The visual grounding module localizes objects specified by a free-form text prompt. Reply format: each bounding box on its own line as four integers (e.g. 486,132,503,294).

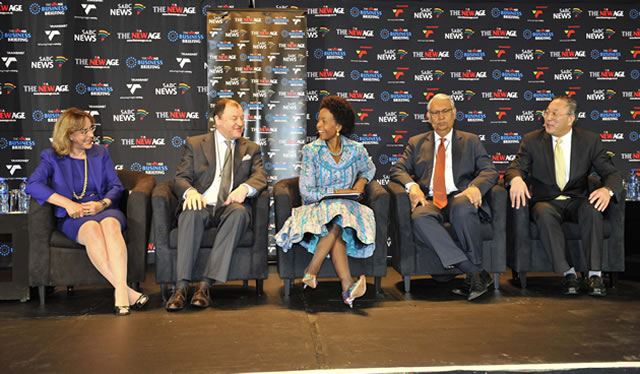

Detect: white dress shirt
184,131,257,206
404,129,459,196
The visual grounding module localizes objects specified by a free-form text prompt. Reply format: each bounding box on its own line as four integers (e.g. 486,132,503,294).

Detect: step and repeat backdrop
1,0,640,188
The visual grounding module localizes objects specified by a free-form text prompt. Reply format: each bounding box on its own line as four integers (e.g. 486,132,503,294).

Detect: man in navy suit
390,93,498,300
165,99,267,311
505,95,623,296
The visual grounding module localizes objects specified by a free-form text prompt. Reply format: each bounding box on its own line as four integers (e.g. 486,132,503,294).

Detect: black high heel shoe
114,306,131,316
132,294,149,310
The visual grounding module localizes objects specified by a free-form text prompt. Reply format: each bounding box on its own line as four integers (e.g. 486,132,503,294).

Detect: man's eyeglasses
542,110,571,118
428,108,453,117
77,125,97,135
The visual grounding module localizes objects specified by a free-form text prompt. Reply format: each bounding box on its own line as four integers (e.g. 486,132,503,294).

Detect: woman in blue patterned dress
275,96,376,307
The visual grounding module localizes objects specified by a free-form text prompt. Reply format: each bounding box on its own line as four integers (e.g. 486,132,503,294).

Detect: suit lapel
542,132,555,183
202,132,217,187
568,129,579,182
87,147,102,195
423,132,435,184
57,154,74,197
233,138,246,187
451,130,462,182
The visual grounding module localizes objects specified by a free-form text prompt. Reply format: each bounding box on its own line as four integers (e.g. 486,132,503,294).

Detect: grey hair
552,95,577,115
427,93,456,113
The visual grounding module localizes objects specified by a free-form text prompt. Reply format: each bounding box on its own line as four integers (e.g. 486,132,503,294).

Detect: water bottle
19,178,29,213
0,178,8,214
628,169,638,201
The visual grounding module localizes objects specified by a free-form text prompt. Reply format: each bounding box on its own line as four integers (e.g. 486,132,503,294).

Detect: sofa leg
242,280,249,289
403,276,411,293
39,286,45,305
161,284,169,303
256,280,263,296
493,273,500,290
283,279,291,297
375,277,382,294
520,272,527,289
609,272,618,288
67,285,74,294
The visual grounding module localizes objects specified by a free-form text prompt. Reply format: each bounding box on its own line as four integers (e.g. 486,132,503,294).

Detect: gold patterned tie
217,140,232,207
554,138,567,199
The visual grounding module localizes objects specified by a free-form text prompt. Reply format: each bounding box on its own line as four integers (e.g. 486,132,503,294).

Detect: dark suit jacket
390,129,498,217
26,145,123,218
173,132,267,209
504,127,623,203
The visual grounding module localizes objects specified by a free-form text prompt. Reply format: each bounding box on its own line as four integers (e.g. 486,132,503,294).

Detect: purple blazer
26,145,123,218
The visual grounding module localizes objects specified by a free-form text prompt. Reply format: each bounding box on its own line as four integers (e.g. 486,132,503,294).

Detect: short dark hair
212,98,241,119
552,95,578,115
319,96,355,136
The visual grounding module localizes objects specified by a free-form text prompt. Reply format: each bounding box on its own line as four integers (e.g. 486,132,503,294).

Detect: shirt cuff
242,183,257,197
404,182,418,194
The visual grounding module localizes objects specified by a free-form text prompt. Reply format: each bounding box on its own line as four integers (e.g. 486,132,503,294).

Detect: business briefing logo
591,109,621,121
126,56,163,69
0,28,32,42
456,110,486,123
591,49,622,60
75,82,113,96
492,69,523,81
380,90,412,103
350,70,382,82
31,108,61,122
491,7,521,19
29,2,67,16
350,7,382,19
1,136,35,150
523,29,553,40
455,49,485,61
167,30,204,44
524,89,554,102
491,132,521,144
130,161,168,175
314,48,346,60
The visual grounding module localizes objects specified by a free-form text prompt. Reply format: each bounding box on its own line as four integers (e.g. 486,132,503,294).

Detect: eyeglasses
77,125,97,135
542,110,571,118
428,108,453,117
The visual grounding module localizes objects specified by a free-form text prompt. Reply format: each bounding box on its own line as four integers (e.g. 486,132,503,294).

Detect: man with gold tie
390,93,498,301
165,99,267,311
505,95,622,297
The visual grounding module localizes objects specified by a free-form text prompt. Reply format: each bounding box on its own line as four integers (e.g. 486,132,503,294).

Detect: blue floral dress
275,136,376,258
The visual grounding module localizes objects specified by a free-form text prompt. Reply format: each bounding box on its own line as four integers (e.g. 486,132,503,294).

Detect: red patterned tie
433,138,447,209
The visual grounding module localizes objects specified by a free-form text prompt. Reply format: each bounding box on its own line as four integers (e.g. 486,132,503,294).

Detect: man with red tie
390,93,498,300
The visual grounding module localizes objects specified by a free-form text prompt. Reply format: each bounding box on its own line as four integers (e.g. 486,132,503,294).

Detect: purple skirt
57,208,126,244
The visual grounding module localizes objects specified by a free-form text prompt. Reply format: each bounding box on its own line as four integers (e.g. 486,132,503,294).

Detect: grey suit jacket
504,127,623,203
390,129,498,217
173,132,267,205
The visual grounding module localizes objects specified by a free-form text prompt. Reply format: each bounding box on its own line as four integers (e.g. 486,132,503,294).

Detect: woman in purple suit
26,108,148,316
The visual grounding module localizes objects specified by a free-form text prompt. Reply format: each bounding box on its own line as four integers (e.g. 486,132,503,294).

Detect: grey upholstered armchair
152,180,269,301
27,170,155,304
507,175,625,288
274,177,389,296
387,181,507,293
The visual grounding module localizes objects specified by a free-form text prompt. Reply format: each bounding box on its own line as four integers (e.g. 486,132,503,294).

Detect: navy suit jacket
26,145,123,218
504,127,623,203
390,129,498,218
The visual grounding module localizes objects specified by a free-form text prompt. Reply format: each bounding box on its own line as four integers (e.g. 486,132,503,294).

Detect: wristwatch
606,188,614,197
100,200,108,209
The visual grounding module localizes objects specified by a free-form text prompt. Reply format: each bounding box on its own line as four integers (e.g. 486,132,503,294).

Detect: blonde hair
51,107,95,156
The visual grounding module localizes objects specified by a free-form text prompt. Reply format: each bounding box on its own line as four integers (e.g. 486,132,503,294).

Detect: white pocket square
241,155,251,161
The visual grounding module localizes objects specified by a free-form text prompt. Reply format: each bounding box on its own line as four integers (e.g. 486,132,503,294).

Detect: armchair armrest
484,183,508,271
387,181,417,274
27,200,56,286
151,180,177,250
506,187,532,271
119,171,155,281
274,177,300,231
363,180,390,272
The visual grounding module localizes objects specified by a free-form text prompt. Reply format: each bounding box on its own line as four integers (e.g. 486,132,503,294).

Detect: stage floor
1,265,639,373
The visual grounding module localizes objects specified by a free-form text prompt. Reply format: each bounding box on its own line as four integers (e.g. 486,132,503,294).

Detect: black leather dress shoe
451,278,471,297
468,270,493,301
191,282,212,308
563,273,580,295
588,275,607,297
165,286,188,311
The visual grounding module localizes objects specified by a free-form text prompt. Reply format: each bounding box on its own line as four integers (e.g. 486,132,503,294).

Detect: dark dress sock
456,260,481,274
